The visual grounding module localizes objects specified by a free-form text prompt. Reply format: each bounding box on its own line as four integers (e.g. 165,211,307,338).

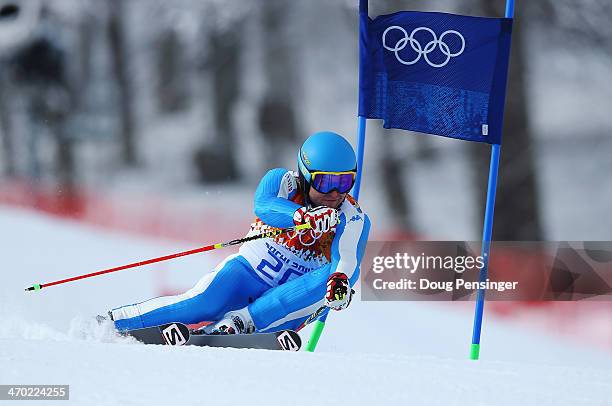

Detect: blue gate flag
359,11,512,144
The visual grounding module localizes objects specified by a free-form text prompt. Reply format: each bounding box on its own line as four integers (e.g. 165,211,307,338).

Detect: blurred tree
108,0,138,166
378,129,415,232
0,1,28,178
0,64,15,177
0,3,18,19
75,9,95,109
531,0,612,52
466,0,543,240
10,25,75,191
155,27,189,114
193,18,242,182
257,0,299,166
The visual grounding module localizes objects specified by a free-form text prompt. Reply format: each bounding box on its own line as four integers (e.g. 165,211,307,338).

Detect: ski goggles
310,171,356,194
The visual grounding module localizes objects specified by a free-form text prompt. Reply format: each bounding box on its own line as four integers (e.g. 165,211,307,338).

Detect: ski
123,322,301,351
124,322,191,346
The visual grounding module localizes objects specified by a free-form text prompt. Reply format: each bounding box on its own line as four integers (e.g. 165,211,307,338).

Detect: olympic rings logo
382,26,465,68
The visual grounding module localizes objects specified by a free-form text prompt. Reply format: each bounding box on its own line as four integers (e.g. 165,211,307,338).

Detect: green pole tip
304,320,325,352
470,343,480,360
25,284,42,292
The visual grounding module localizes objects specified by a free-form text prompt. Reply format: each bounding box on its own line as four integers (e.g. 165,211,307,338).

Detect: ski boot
199,309,255,335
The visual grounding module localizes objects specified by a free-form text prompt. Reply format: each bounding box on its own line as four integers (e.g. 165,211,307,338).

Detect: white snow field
1,206,611,405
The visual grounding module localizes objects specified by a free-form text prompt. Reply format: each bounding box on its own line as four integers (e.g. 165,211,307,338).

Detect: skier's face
308,188,346,209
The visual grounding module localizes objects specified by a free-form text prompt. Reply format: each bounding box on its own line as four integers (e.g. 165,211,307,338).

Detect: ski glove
293,206,339,235
325,272,354,311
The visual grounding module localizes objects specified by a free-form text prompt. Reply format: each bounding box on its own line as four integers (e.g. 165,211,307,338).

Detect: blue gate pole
470,143,501,360
352,116,367,200
470,0,514,361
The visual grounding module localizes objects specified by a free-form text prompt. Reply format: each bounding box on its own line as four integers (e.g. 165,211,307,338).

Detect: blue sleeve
329,210,371,287
254,168,302,228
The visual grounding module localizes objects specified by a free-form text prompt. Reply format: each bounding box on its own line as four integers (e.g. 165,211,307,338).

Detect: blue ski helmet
297,131,357,185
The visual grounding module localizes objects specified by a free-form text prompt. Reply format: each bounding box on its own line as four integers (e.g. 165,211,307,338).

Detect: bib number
256,243,309,285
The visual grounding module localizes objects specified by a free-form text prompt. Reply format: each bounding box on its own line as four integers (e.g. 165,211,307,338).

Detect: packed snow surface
1,207,611,405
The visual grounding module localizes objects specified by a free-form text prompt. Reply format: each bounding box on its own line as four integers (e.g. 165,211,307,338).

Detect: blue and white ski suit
111,168,371,332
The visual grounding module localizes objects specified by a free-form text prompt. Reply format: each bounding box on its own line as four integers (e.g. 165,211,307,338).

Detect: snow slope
1,206,611,405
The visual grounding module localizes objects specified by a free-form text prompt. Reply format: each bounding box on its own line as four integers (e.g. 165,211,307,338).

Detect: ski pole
295,305,327,332
25,223,311,292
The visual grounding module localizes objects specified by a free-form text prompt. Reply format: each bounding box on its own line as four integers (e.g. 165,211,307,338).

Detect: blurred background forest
0,0,610,242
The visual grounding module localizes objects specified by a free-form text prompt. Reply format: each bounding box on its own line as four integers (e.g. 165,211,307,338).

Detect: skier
109,131,371,334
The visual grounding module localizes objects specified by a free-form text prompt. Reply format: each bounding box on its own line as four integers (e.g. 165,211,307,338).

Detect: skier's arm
329,209,371,287
254,168,302,228
323,208,370,310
